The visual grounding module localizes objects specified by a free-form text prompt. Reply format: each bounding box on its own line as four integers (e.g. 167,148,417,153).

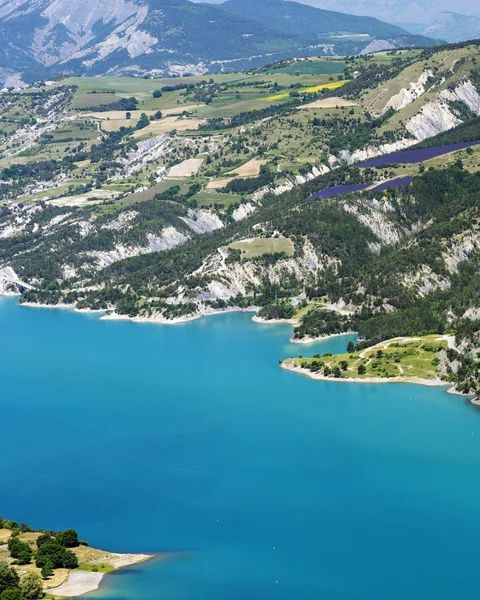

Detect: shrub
40,563,53,580
8,539,32,564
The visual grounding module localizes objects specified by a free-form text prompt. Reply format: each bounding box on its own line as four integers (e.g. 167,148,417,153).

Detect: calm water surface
1,298,480,600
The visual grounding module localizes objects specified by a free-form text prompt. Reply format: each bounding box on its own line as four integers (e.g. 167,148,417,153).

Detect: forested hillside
1,40,480,393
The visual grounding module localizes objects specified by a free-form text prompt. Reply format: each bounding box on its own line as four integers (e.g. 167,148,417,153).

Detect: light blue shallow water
2,297,480,600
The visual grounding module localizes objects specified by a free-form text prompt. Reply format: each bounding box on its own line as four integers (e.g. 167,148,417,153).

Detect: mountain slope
1,41,480,392
218,0,409,38
0,0,439,87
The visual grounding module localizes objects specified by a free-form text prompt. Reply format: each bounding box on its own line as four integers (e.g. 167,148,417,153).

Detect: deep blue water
2,298,480,600
358,141,480,168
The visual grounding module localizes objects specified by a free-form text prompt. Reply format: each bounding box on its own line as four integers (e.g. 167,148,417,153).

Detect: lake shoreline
100,306,259,325
289,331,356,344
18,300,260,324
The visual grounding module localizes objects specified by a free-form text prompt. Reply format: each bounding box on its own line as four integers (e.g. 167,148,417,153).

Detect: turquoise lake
2,297,480,599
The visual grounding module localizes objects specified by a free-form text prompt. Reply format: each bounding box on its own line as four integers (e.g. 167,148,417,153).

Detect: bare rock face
406,100,461,141
0,267,21,295
232,203,257,222
182,209,223,234
87,227,191,269
439,80,480,116
382,70,432,114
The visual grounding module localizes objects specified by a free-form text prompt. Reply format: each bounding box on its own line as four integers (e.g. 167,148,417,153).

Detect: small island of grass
282,335,454,386
0,518,152,599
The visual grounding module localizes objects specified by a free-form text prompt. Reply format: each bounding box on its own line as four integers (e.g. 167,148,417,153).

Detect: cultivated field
131,117,205,137
268,59,346,76
228,237,294,259
298,97,357,109
47,189,118,207
84,106,202,120
193,191,242,207
206,178,234,190
167,158,204,178
227,158,268,177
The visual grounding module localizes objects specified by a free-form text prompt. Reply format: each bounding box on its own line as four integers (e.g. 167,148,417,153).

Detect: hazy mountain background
197,0,480,43
274,0,480,24
0,0,439,87
192,0,480,42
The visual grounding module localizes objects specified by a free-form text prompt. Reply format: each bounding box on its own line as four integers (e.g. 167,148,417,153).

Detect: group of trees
34,533,79,572
4,528,79,572
0,159,72,183
0,563,42,600
79,97,138,112
293,308,353,340
222,165,274,194
0,517,81,595
258,302,295,320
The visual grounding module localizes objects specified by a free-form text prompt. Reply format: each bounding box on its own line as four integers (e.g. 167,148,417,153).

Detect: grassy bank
283,335,451,381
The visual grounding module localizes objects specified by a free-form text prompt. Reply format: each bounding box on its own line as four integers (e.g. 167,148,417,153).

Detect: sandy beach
289,331,356,344
48,553,152,597
252,315,299,325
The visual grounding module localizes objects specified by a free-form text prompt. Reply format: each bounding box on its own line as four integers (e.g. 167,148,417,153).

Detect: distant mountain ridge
292,0,480,25
419,12,480,43
217,0,408,38
0,0,440,87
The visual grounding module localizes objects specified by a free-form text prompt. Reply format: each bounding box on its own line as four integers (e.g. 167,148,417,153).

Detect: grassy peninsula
0,518,151,599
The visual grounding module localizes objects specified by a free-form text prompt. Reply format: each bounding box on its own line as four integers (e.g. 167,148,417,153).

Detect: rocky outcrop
86,227,190,269
0,266,34,294
439,80,480,116
402,265,451,295
339,139,415,165
187,238,333,304
114,135,171,179
382,70,432,114
252,164,329,201
342,199,405,245
442,231,480,274
406,99,461,141
182,209,223,234
232,203,257,222
102,211,138,231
